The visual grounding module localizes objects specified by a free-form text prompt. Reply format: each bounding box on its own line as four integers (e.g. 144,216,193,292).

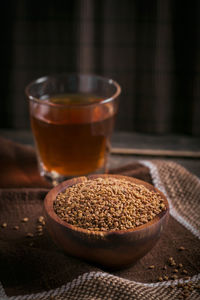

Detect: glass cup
26,73,121,184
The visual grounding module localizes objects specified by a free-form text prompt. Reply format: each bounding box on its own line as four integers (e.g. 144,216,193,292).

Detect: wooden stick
111,147,200,158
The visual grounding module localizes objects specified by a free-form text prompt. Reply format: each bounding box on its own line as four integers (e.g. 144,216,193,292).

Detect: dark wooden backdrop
1,0,200,135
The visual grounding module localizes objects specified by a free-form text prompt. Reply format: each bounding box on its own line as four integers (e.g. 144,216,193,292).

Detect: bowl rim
44,174,169,236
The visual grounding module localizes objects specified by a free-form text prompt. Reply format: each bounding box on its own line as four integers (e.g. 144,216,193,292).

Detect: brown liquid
30,94,115,176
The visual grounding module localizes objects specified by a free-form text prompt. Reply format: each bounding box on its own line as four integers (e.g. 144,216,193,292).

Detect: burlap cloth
0,137,199,299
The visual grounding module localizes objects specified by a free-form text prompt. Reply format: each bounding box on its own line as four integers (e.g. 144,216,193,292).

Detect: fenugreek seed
163,275,169,280
13,225,19,230
173,269,178,273
38,216,44,223
26,233,34,238
162,265,167,270
37,225,43,229
178,246,185,251
182,270,188,275
101,227,106,231
1,223,7,228
148,265,155,269
178,263,183,268
158,277,163,281
53,177,166,231
37,228,43,232
171,275,178,280
22,217,29,223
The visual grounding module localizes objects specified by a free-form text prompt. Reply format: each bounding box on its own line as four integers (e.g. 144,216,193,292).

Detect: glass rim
25,73,121,108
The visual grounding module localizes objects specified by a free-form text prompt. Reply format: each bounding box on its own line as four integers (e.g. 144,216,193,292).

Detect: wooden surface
0,129,200,178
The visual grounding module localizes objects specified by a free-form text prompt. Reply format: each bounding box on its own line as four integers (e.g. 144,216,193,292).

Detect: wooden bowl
44,174,169,269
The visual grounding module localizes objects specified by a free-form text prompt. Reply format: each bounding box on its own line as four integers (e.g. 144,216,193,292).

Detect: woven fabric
1,160,199,300
151,160,200,238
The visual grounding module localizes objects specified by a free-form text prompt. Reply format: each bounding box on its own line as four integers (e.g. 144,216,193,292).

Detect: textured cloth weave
0,138,199,299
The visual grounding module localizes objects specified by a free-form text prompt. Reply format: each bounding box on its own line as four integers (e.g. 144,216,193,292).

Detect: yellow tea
30,93,116,176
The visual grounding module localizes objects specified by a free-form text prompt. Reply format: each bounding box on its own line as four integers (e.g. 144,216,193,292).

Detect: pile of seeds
147,250,200,299
1,215,45,246
54,177,166,231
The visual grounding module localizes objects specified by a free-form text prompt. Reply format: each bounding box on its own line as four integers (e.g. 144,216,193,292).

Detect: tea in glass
26,74,121,183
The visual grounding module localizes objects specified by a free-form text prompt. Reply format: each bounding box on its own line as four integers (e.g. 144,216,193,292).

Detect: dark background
1,0,200,135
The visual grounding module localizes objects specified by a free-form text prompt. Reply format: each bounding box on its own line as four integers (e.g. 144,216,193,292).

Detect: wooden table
1,130,200,178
